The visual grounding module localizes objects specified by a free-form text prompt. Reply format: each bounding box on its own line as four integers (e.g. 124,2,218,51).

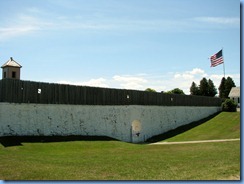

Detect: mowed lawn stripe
0,141,240,180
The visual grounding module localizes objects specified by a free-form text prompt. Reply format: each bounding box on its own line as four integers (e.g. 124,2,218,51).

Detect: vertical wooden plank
131,90,135,105
8,79,13,102
35,81,39,103
69,85,74,104
19,80,24,103
113,88,117,105
6,79,10,102
76,85,80,105
5,79,9,102
104,88,109,105
83,86,87,105
73,85,77,105
110,88,114,105
17,80,21,103
157,92,160,105
78,86,83,105
0,80,2,102
12,79,16,103
139,91,143,105
13,79,17,103
45,82,49,104
98,87,103,105
0,80,4,102
62,84,67,104
117,89,121,105
72,85,76,104
58,83,62,104
86,86,91,105
50,83,55,104
105,88,109,105
23,80,27,103
43,82,48,104
127,90,133,105
59,83,63,104
55,83,58,104
27,80,31,103
123,89,127,105
4,79,7,102
65,84,69,104
93,87,97,105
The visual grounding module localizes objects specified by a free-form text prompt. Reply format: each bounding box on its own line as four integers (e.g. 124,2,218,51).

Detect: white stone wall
0,103,221,143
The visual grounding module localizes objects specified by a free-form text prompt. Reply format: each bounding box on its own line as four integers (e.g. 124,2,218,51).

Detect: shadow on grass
146,111,221,143
0,136,117,147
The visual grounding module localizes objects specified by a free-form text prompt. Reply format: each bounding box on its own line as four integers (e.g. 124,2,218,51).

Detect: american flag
210,49,224,67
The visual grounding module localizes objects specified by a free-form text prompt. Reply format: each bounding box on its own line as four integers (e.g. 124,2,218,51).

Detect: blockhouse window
12,71,16,78
4,72,6,78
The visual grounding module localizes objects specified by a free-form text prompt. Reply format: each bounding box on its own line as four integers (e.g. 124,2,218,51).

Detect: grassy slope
0,112,240,180
163,112,240,142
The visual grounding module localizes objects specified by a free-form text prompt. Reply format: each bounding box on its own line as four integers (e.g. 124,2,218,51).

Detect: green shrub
222,99,237,112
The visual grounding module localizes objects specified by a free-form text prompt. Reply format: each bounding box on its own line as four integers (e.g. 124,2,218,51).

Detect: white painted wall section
0,103,221,143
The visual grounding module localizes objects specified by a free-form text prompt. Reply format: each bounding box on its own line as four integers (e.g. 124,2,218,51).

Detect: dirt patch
219,175,240,180
150,138,240,145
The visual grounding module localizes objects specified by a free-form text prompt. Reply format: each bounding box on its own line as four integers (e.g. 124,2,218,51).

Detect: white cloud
194,17,239,25
0,14,54,41
174,68,207,81
56,69,240,95
112,75,148,90
57,78,109,88
174,73,194,80
0,26,38,38
113,75,147,83
81,78,109,88
189,68,205,75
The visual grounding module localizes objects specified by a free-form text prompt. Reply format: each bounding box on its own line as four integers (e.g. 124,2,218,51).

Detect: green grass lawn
0,112,240,180
163,112,240,142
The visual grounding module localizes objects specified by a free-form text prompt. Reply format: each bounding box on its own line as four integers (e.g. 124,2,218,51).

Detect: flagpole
222,47,225,78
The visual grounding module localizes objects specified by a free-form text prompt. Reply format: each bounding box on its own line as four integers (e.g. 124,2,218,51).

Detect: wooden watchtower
1,57,22,80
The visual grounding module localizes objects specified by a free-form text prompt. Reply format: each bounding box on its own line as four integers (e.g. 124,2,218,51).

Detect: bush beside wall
222,99,237,112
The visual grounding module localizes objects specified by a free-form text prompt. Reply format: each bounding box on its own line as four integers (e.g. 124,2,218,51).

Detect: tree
192,78,217,97
224,76,236,98
208,79,217,97
218,77,226,98
218,76,236,99
199,78,209,96
166,88,185,95
145,88,156,92
190,82,199,95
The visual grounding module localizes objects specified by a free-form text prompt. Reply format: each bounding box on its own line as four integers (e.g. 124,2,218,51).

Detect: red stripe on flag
210,49,224,67
211,57,223,67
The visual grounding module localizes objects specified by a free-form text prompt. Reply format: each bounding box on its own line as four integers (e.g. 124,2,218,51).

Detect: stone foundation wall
0,103,221,143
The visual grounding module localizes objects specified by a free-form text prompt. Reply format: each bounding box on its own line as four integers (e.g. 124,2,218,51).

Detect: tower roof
1,57,22,68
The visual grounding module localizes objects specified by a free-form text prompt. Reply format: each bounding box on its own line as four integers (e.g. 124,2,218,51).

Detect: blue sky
0,0,240,94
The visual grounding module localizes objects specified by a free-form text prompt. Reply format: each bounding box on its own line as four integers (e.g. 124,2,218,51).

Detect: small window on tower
4,72,6,78
12,72,16,78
